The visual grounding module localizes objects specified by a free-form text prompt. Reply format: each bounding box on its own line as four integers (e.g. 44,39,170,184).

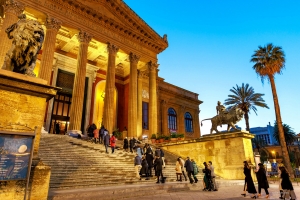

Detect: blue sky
124,0,300,135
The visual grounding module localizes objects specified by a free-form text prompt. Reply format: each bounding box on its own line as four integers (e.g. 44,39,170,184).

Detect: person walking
209,161,218,191
160,148,165,168
136,145,143,158
154,155,164,183
141,155,149,180
55,122,60,134
255,163,269,198
129,137,135,153
179,157,187,181
155,147,161,157
146,152,154,177
202,162,212,191
175,158,182,181
134,153,142,180
191,159,199,183
145,144,153,155
280,166,297,200
123,137,129,152
103,129,110,154
184,157,194,184
241,161,257,199
109,132,116,154
99,125,105,144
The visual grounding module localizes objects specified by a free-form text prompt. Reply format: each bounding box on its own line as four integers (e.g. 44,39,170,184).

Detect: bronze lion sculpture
201,107,244,134
2,14,44,76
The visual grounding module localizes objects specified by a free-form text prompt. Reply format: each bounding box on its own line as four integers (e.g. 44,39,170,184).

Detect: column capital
147,61,159,71
129,52,140,65
107,43,119,56
4,0,24,16
77,30,92,44
137,69,146,79
45,16,61,31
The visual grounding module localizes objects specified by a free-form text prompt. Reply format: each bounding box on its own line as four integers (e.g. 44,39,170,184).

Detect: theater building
0,0,202,139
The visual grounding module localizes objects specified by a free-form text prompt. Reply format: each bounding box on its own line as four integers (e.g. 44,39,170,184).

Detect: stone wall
159,131,255,179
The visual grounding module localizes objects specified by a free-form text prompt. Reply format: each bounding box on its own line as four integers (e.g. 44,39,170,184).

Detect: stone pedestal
160,131,255,179
0,69,59,200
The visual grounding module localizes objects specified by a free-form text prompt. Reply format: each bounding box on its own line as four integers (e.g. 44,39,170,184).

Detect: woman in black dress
241,161,257,198
280,166,296,200
255,163,269,198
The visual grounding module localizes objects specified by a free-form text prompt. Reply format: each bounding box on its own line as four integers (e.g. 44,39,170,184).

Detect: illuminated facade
0,0,202,139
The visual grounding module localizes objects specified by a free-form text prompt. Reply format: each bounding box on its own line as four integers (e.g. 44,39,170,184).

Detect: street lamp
272,151,276,163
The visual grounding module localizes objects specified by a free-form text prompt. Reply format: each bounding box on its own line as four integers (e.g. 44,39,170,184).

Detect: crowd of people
241,161,296,199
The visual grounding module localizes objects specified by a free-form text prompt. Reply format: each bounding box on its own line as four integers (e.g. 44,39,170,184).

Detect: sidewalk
128,183,300,200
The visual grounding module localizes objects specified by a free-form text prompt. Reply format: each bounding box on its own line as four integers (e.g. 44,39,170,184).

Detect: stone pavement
127,183,300,200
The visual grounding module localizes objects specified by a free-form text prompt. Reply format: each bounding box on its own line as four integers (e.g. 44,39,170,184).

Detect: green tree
250,43,293,176
273,121,296,148
224,83,269,131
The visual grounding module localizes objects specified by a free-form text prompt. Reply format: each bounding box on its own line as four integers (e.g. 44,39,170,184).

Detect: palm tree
250,43,293,177
273,121,296,148
224,83,269,131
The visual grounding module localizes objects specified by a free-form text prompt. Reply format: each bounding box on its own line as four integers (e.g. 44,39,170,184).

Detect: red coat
93,129,99,138
110,136,116,147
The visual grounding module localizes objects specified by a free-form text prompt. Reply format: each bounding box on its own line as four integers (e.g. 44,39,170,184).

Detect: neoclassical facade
0,0,202,139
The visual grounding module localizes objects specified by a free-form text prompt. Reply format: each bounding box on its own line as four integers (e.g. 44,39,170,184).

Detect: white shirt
210,164,215,176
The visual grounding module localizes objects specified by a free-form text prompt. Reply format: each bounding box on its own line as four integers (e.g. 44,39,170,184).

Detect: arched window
168,108,177,131
185,112,193,132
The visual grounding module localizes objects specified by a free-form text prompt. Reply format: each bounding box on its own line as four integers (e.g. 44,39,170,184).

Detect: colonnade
0,0,158,137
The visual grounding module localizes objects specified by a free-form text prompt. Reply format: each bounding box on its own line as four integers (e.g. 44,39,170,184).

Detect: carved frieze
142,89,149,99
4,0,24,16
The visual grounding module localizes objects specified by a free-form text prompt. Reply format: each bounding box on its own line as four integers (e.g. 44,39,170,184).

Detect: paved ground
128,183,300,200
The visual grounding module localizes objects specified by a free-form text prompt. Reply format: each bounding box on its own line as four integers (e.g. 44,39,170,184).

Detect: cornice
56,0,167,54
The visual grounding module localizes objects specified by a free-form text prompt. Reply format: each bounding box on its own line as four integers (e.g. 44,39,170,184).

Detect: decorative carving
163,34,168,43
116,63,124,75
1,14,44,77
4,0,24,16
137,69,147,79
0,122,36,131
45,15,61,30
92,70,97,83
107,42,119,56
201,107,244,134
129,52,140,65
77,30,92,44
142,89,149,99
147,60,158,71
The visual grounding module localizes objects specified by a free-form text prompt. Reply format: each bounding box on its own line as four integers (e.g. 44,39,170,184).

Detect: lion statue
201,107,244,134
1,14,44,77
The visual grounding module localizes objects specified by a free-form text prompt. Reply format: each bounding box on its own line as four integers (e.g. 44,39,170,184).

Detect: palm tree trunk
269,75,294,178
244,112,250,131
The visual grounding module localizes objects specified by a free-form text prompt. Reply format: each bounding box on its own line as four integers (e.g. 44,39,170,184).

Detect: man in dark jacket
129,137,135,153
146,152,154,177
154,156,164,183
103,129,110,154
123,137,129,152
155,147,161,157
184,157,194,184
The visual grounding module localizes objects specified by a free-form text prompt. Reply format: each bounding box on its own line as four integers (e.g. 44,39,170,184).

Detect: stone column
128,53,139,138
161,100,168,135
194,109,201,137
0,0,24,66
38,16,61,83
148,61,158,136
102,43,119,134
68,31,92,131
137,70,143,139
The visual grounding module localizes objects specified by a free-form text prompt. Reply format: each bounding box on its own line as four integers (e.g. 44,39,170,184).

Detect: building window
52,93,72,118
168,108,177,131
185,112,193,132
142,102,149,130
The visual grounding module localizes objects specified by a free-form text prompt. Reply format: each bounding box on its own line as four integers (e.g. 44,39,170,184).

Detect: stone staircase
39,134,203,190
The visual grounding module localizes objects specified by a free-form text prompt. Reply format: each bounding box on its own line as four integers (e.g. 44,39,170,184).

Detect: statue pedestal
160,131,255,179
0,69,60,200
